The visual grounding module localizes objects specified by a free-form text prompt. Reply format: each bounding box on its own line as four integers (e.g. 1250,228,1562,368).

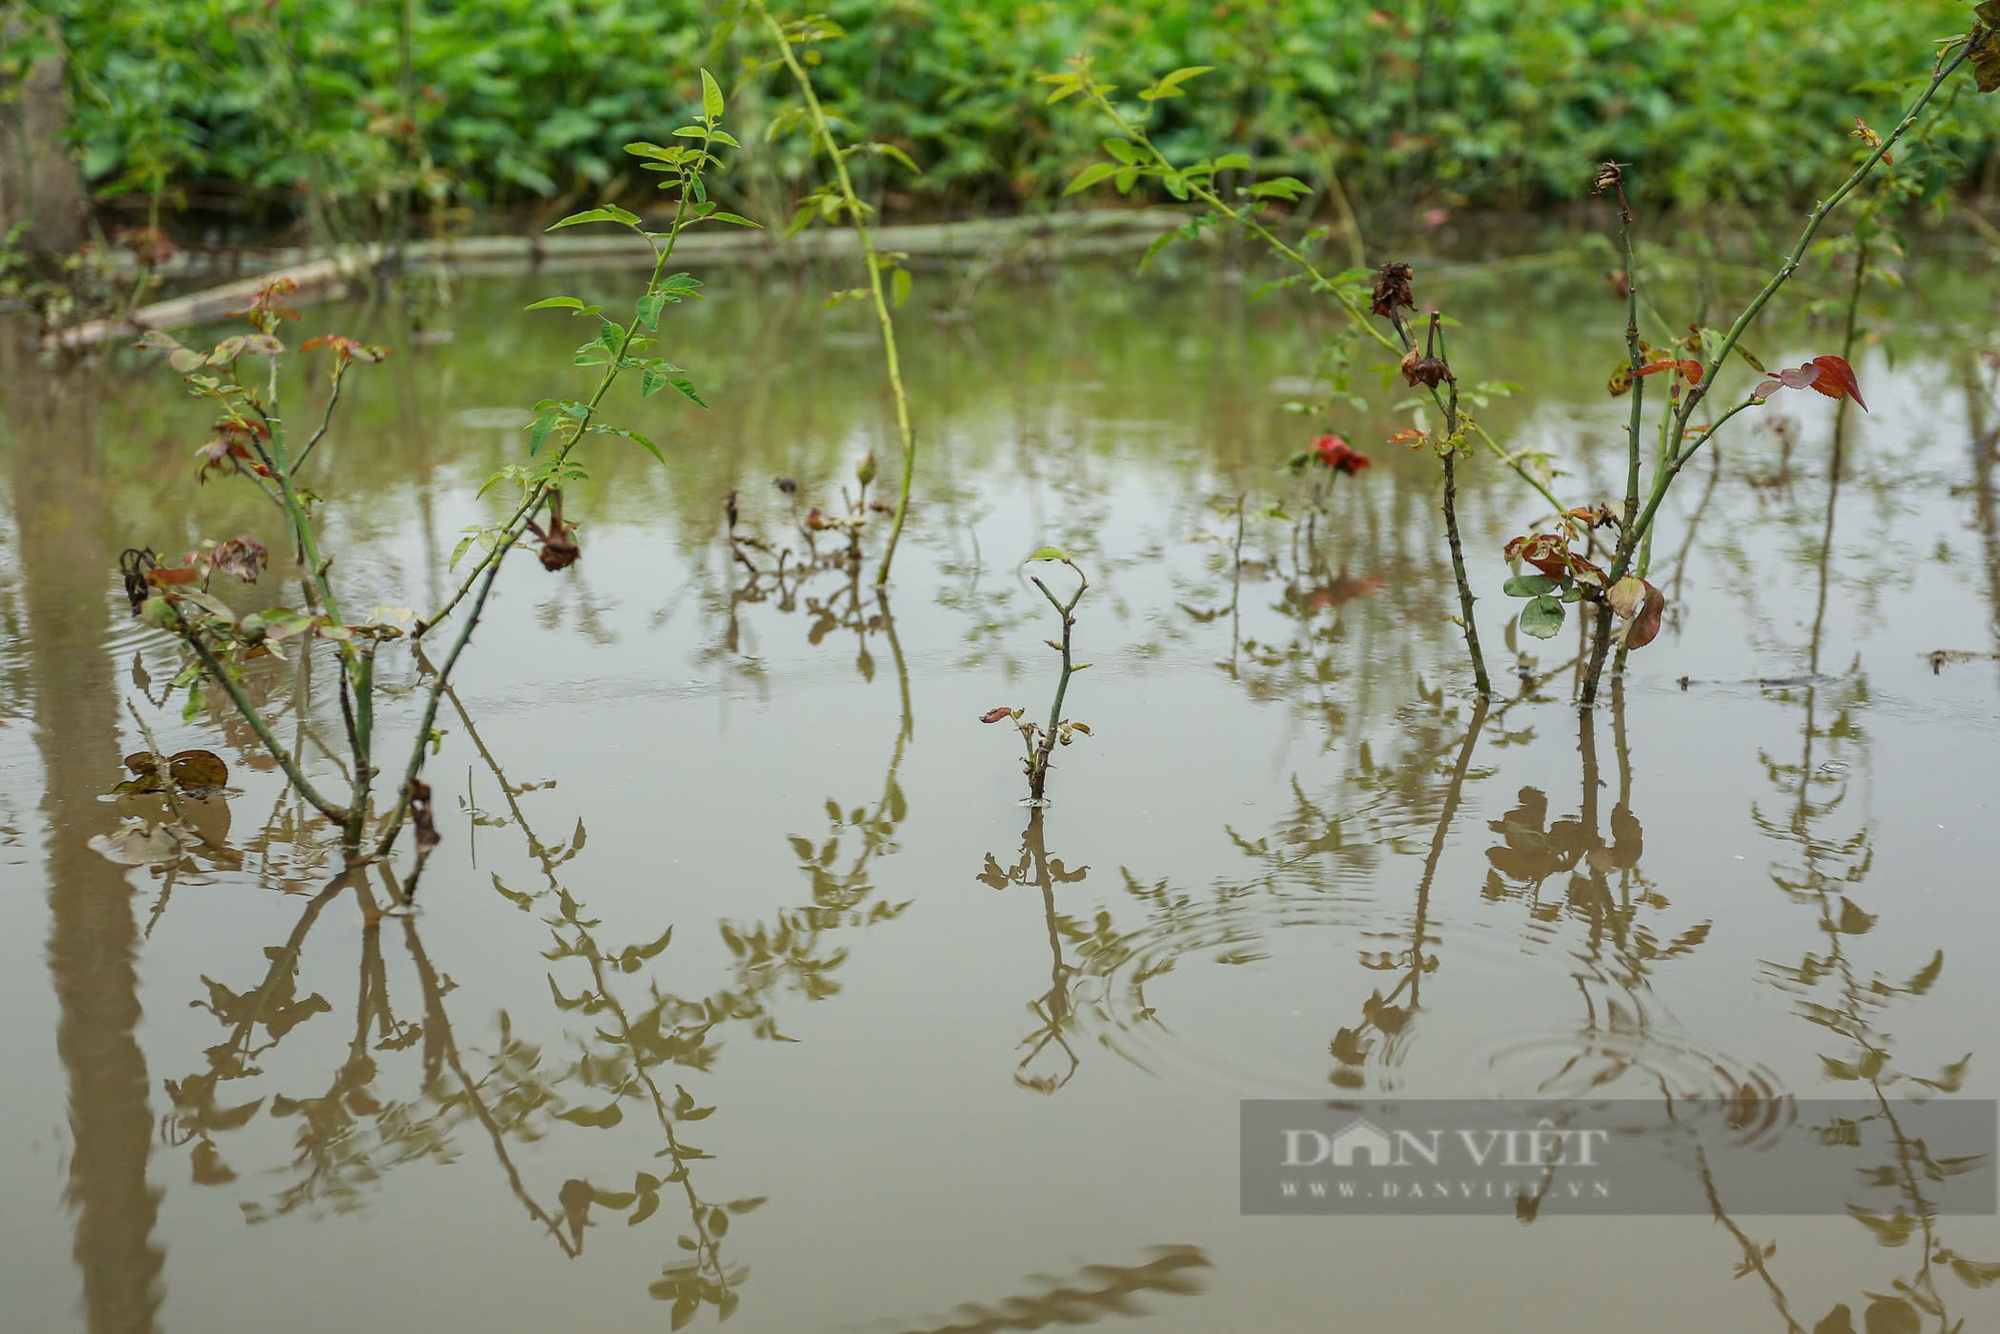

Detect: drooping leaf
1026,546,1068,562
1519,595,1566,639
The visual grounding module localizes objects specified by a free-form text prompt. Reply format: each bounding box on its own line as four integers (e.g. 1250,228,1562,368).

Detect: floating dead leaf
169,750,229,791
114,749,228,795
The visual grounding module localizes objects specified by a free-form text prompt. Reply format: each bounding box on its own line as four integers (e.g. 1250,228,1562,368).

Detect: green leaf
1139,65,1214,101
1503,574,1559,597
547,205,642,232
641,366,669,397
670,377,708,409
605,426,664,464
891,267,912,309
181,677,205,723
1212,152,1252,171
1137,230,1178,273
872,142,920,175
524,296,586,312
1519,595,1565,639
1064,162,1120,195
529,411,558,455
1246,176,1311,200
1101,138,1140,166
635,293,666,330
701,69,724,123
1026,546,1068,563
704,211,759,227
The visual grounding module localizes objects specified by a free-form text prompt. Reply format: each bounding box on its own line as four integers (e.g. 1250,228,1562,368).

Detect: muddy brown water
2,254,1999,1333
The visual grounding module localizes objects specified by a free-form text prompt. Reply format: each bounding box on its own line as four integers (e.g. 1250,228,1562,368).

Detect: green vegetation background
32,0,2000,230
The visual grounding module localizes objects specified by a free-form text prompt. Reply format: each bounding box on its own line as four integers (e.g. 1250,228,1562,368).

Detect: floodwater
2,248,1999,1333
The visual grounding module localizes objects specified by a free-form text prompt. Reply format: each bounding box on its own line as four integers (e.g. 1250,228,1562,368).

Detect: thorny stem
1427,316,1491,695
374,551,507,859
417,158,704,637
1081,89,1575,522
345,640,377,848
291,358,351,473
1580,38,1976,706
753,1,919,589
1585,179,1647,696
1027,561,1088,802
177,614,350,826
1440,453,1488,696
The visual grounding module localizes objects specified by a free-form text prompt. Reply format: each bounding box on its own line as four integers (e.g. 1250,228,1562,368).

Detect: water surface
3,252,1999,1332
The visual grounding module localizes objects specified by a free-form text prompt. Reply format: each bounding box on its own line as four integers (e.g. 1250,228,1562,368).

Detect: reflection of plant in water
1735,613,1998,1330
977,810,1091,1094
889,1245,1212,1334
1476,691,1718,1092
1327,698,1485,1089
980,550,1092,806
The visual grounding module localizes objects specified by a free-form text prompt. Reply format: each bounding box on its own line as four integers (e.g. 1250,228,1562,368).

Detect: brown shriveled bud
1400,347,1451,389
980,707,1015,724
1591,161,1623,196
1370,262,1416,319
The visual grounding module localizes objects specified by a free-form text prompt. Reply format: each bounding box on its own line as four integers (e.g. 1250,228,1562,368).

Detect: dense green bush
28,0,2000,233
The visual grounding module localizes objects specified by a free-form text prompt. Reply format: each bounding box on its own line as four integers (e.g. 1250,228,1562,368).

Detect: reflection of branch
989,810,1090,1094
894,1245,1212,1334
398,900,581,1258
1331,696,1486,1084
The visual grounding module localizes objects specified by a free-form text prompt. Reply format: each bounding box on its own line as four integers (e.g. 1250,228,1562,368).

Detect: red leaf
1808,355,1867,411
1631,362,1676,379
1507,532,1570,580
1677,359,1704,384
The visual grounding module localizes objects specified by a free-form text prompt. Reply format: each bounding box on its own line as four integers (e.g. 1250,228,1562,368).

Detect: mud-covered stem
753,0,918,588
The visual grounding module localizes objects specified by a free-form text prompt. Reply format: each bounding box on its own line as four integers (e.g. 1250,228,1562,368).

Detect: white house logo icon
1329,1118,1395,1166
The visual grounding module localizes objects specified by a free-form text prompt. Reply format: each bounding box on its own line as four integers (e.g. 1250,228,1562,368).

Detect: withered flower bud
1591,161,1624,196
855,450,876,487
1400,347,1452,389
1370,262,1416,319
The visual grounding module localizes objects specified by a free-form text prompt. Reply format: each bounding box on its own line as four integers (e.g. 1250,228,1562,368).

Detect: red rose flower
1312,434,1372,477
